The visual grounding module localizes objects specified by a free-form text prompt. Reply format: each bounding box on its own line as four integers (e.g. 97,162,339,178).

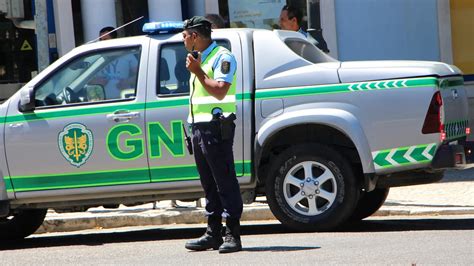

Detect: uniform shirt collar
298,28,308,37
201,41,218,64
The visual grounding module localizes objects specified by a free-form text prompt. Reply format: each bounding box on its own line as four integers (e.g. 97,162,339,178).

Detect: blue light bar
142,21,184,34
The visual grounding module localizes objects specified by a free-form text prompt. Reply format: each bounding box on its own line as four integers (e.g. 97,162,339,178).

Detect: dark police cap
183,16,212,30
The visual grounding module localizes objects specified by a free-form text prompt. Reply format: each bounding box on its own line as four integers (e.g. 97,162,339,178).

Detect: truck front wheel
0,209,47,240
265,144,359,231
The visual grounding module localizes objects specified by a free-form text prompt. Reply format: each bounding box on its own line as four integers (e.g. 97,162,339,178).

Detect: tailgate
439,77,470,142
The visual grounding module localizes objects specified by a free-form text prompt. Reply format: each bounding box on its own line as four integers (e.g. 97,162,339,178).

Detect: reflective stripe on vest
188,46,236,123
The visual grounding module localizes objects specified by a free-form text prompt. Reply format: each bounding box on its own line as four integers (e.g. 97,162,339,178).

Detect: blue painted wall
335,0,440,61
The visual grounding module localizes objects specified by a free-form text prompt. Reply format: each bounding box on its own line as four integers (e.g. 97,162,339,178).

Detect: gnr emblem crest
58,123,94,167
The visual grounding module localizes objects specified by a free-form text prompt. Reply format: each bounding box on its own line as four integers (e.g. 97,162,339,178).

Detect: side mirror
19,86,35,112
85,84,105,102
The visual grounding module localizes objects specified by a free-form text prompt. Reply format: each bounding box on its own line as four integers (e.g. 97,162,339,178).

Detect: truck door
144,33,248,189
4,42,151,195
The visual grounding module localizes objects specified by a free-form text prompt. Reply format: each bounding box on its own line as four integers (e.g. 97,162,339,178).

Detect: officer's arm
186,54,230,100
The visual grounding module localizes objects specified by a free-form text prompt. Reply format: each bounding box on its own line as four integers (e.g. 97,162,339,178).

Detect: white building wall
148,0,182,21
81,0,117,42
437,0,453,64
52,0,75,56
320,0,338,59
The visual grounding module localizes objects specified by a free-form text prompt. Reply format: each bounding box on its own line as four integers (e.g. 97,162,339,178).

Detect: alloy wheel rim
283,160,337,216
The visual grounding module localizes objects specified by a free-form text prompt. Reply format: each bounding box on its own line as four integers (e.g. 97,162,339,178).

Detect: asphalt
35,168,474,234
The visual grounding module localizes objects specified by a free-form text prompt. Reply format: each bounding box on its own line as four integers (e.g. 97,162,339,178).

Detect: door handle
107,110,140,122
8,123,24,128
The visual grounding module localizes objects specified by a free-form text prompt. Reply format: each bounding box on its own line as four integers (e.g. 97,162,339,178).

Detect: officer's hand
186,52,201,74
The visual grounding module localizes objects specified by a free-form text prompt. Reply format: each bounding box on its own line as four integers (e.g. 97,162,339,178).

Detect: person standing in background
205,14,226,29
279,5,307,37
94,26,138,100
99,26,117,41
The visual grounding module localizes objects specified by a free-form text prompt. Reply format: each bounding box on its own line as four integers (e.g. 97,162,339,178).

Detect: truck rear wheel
265,144,359,231
0,209,47,240
348,187,390,221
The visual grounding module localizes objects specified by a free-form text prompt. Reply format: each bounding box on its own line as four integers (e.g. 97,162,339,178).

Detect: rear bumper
375,142,472,189
431,141,474,169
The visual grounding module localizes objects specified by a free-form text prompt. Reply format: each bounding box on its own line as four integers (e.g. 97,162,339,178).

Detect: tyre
0,209,48,240
265,144,360,231
348,188,390,222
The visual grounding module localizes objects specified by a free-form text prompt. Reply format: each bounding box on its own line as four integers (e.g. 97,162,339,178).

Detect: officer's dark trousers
192,122,243,219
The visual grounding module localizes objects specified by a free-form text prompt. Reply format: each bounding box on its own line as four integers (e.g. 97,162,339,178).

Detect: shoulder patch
221,61,230,74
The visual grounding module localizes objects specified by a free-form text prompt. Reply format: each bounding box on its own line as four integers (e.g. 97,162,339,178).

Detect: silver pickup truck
0,23,471,240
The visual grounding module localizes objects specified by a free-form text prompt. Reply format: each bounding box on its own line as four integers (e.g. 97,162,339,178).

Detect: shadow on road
383,202,473,208
0,217,472,251
338,217,474,232
440,169,474,183
243,246,320,252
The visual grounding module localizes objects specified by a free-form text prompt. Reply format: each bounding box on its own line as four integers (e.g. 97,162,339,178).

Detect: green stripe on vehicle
9,168,151,192
0,77,439,124
372,143,437,170
255,77,438,100
237,92,252,101
7,161,252,192
5,102,146,123
145,97,189,109
2,176,14,193
150,161,251,182
447,79,464,87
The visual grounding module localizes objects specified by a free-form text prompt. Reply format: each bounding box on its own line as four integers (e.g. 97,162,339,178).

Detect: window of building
0,0,37,85
218,0,328,52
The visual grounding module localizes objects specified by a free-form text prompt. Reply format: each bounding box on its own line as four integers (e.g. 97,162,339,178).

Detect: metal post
306,0,312,30
35,0,49,72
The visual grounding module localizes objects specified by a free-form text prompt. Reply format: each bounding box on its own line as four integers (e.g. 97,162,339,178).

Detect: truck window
34,47,140,107
284,38,336,64
157,40,230,96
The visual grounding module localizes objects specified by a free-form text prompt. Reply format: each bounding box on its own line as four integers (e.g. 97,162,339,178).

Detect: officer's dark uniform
183,16,243,254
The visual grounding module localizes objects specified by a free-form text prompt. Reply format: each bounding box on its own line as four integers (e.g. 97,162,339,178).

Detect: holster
182,124,193,155
185,135,193,155
219,113,236,140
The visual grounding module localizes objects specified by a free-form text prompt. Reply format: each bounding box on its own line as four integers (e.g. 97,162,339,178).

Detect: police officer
182,16,243,253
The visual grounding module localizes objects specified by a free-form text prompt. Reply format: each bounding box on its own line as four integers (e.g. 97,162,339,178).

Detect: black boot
185,215,223,251
219,218,242,253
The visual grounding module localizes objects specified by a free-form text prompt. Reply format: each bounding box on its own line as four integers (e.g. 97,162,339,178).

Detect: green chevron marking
392,149,410,164
445,119,468,140
373,143,437,170
373,152,391,167
410,146,428,162
428,144,437,156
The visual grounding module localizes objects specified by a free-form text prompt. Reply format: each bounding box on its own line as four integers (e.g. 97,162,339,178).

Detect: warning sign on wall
20,40,33,51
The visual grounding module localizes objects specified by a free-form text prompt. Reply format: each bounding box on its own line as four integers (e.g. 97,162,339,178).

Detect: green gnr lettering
107,124,144,161
148,120,185,158
106,121,185,161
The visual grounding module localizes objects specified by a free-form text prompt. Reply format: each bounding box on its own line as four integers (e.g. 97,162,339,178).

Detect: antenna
87,16,145,44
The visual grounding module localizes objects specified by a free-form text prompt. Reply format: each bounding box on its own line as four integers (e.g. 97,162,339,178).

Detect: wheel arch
255,108,375,190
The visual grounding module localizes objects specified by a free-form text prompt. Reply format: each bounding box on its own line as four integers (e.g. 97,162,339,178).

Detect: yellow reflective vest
188,46,236,123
